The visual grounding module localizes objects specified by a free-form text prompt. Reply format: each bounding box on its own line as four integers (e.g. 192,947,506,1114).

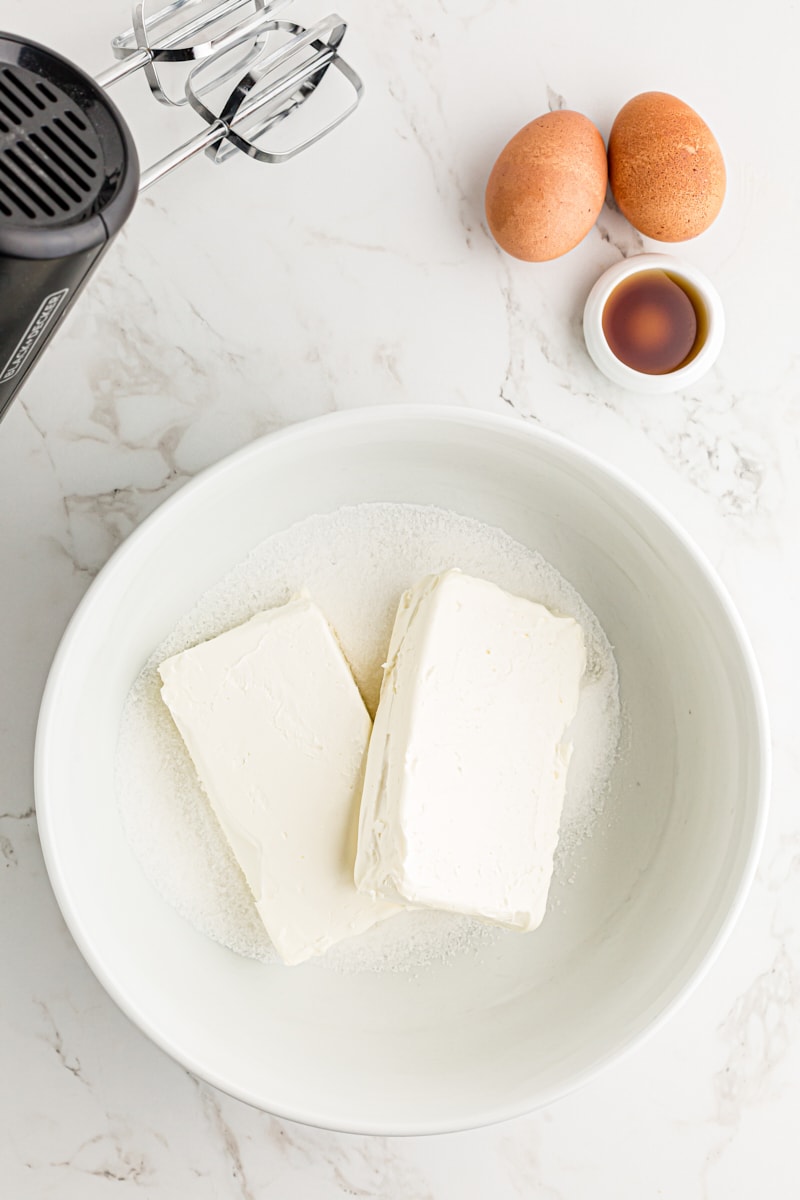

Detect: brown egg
485,110,608,262
608,92,726,241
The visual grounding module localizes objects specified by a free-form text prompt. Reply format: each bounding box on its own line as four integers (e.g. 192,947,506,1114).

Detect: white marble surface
2,0,799,1194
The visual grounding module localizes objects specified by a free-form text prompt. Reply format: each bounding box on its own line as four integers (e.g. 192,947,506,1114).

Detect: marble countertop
2,0,799,1195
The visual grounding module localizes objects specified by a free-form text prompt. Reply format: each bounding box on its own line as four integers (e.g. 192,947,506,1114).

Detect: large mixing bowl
34,407,769,1134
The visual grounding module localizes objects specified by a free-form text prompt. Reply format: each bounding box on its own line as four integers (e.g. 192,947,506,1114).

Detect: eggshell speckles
485,110,608,262
608,92,726,241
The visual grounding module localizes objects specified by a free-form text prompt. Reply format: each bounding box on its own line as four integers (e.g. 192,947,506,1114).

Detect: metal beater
100,0,362,182
0,0,362,415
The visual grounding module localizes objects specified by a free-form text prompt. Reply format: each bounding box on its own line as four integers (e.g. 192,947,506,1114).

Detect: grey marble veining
2,0,800,1195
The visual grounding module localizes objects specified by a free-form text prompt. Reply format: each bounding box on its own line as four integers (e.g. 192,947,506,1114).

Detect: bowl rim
34,404,771,1136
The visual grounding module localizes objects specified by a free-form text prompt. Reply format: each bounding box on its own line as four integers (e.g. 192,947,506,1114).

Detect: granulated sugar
115,502,621,974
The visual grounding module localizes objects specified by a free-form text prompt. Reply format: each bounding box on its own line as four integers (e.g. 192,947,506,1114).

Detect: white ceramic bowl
583,253,726,393
35,407,769,1135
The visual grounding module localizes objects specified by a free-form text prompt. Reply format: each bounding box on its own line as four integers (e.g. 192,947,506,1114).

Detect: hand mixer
0,0,363,420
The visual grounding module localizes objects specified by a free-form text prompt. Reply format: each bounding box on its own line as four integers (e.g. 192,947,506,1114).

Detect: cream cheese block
159,598,397,965
354,569,586,931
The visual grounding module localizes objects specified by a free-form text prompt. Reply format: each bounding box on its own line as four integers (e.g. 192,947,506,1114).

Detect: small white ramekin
582,252,725,394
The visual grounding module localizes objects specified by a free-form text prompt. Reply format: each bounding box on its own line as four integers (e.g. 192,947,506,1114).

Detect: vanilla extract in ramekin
583,253,725,393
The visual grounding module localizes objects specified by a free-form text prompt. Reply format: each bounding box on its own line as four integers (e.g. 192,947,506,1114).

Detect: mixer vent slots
0,66,101,223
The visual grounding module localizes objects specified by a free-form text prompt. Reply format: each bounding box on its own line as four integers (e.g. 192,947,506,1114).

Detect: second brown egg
608,92,726,242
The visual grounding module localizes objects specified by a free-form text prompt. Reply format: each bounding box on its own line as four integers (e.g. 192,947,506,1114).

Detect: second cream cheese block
159,598,397,966
354,570,586,931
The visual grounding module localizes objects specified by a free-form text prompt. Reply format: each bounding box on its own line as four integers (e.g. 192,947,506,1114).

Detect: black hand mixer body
0,34,139,421
0,4,361,423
